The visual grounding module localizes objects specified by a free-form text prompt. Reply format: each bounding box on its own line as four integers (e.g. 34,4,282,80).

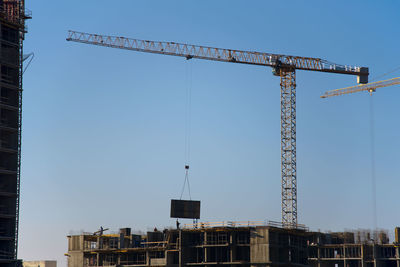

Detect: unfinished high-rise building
0,0,30,266
66,222,400,267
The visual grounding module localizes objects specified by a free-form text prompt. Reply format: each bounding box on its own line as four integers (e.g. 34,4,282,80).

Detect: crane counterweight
357,67,370,84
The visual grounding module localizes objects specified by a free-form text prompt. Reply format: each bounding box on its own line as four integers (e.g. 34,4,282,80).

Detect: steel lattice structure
321,76,400,98
67,30,368,228
280,70,297,226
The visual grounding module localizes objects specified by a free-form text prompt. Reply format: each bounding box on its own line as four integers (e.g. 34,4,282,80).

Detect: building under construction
0,0,30,266
66,222,400,267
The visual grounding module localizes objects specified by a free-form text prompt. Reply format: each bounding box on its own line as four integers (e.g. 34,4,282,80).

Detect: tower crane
320,75,400,235
321,76,400,98
66,30,369,228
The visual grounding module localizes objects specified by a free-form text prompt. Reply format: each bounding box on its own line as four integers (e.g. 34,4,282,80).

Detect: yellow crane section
321,76,400,98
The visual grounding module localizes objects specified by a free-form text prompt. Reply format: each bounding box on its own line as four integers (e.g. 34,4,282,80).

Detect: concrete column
361,244,365,267
229,232,234,263
317,246,321,267
343,244,346,267
178,230,182,267
80,235,85,251
204,232,208,263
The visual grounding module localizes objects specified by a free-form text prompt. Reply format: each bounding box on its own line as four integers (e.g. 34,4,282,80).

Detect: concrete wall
67,251,83,267
150,258,166,265
250,227,270,264
68,235,84,251
23,261,57,267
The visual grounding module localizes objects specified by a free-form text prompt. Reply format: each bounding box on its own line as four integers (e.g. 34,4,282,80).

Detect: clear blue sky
20,0,400,265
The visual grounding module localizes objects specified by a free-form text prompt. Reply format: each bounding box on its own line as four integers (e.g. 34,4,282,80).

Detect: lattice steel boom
321,76,400,98
67,30,368,228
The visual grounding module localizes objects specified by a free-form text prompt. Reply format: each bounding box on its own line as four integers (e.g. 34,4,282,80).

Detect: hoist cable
187,61,192,164
180,59,193,199
186,168,192,200
186,60,193,164
180,166,192,200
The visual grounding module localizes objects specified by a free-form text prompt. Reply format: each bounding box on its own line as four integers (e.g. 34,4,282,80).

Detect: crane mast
67,30,369,228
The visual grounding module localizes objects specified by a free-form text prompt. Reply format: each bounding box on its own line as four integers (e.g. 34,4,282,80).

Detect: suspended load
170,199,200,219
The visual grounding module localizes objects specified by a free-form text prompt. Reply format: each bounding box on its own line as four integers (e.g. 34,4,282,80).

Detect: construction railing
182,221,267,229
182,220,309,231
141,241,167,248
267,220,309,231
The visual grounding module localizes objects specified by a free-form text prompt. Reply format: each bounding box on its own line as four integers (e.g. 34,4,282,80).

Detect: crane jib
66,30,368,82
